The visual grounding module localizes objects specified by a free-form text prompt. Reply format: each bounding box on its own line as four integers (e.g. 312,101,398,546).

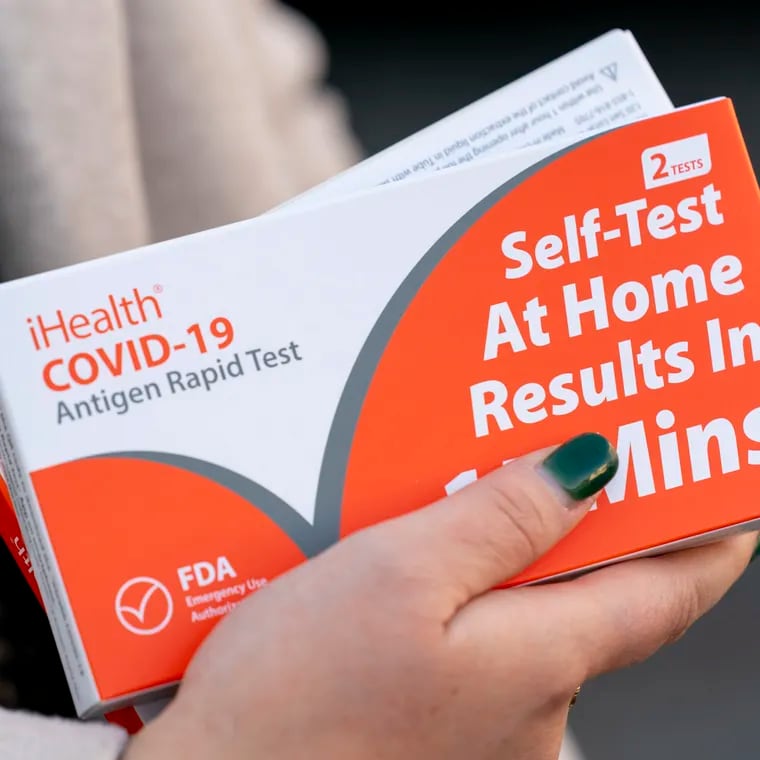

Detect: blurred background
1,3,760,759
289,1,760,169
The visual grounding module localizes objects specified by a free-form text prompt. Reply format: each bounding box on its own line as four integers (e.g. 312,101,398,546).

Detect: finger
566,532,758,678
371,432,618,614
459,531,757,686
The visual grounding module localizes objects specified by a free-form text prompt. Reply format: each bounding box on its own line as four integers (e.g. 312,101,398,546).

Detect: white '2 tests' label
641,133,712,189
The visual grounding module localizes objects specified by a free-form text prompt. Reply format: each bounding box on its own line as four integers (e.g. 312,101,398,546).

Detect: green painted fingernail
751,538,760,564
540,432,619,503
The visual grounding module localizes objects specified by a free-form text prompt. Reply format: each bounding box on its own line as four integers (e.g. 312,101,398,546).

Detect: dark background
2,4,760,759
288,2,760,170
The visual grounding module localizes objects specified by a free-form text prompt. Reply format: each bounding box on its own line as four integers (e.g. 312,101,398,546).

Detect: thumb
379,432,618,614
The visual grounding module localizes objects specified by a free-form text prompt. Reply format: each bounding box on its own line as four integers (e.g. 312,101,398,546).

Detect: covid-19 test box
1,91,760,716
0,26,686,722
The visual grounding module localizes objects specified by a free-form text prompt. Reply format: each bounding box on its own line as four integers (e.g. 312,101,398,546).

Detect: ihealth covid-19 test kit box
2,32,760,719
0,27,675,724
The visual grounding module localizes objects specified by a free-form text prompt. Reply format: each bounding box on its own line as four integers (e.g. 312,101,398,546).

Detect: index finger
534,531,758,680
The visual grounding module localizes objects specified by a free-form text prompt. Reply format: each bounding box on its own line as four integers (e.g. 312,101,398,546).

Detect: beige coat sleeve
0,0,361,280
0,707,128,760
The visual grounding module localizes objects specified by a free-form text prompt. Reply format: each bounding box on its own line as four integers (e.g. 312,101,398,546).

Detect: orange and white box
0,27,674,724
0,97,758,718
0,471,167,732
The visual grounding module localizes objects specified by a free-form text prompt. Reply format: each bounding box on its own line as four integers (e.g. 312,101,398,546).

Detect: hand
126,433,756,760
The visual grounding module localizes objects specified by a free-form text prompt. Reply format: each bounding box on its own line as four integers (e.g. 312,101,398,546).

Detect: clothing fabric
0,0,360,281
0,707,128,760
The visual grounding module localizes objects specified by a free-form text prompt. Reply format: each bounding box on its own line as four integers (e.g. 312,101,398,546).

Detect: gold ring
569,685,581,709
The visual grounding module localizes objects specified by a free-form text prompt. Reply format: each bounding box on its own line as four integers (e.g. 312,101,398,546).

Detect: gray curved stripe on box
310,134,598,547
90,133,599,557
95,450,322,556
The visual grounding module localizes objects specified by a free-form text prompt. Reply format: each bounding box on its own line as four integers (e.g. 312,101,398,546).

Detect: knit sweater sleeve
0,708,128,760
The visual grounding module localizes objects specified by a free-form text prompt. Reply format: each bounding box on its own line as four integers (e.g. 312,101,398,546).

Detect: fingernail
750,537,760,564
540,432,619,504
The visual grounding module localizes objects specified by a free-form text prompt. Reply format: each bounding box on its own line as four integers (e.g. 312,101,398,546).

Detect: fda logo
115,576,174,636
641,133,712,190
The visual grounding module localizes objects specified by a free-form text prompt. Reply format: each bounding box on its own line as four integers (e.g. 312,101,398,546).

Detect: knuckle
347,527,437,601
662,576,703,646
347,528,405,581
548,668,586,707
536,649,588,708
480,474,550,566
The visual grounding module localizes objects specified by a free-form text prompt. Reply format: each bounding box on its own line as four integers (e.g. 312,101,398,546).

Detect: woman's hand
126,433,756,760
